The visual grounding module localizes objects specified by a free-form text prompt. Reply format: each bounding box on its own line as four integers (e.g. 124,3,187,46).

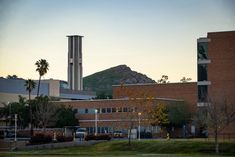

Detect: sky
0,0,234,82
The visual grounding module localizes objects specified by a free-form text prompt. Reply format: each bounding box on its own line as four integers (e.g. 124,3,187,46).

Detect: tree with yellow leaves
148,103,169,137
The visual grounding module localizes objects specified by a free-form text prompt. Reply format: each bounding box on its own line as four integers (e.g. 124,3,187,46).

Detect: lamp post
7,102,11,126
95,109,98,136
14,114,17,142
138,112,141,141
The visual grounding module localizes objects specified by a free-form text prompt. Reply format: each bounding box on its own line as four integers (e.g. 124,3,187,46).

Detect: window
85,108,88,114
112,108,116,113
198,85,208,102
198,64,208,81
107,108,111,113
197,42,208,60
117,107,122,112
78,109,85,114
128,107,133,112
101,108,106,113
123,107,128,112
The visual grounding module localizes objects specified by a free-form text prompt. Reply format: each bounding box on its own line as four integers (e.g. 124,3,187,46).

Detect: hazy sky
0,0,234,82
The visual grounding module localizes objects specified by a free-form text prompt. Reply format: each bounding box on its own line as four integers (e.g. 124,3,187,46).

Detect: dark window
101,108,106,113
198,85,208,102
78,109,85,114
112,108,116,112
107,108,111,113
197,42,208,60
85,108,88,114
128,107,133,112
198,64,208,81
101,127,105,133
123,107,128,112
117,107,122,112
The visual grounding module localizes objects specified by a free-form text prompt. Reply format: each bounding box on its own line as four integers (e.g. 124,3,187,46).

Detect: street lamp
138,112,141,141
14,114,17,142
95,109,98,136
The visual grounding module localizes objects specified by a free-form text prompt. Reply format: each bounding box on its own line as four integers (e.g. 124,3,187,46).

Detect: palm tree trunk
37,75,41,97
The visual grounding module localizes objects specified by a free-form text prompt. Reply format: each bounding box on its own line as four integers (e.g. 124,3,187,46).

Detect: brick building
55,31,235,137
57,98,185,136
197,31,235,136
56,82,197,136
113,82,197,112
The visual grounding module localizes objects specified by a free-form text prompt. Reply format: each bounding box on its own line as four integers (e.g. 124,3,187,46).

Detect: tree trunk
29,92,33,138
37,75,41,97
128,122,133,146
215,127,219,154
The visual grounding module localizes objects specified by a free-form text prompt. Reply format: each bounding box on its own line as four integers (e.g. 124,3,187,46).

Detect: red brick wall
113,82,197,111
56,99,182,130
208,31,235,103
207,31,235,135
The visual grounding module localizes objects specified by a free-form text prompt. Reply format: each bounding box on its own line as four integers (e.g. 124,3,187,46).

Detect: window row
74,107,138,114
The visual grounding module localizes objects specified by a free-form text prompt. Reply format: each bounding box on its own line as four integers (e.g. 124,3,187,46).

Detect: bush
30,133,52,144
85,134,111,141
56,135,73,142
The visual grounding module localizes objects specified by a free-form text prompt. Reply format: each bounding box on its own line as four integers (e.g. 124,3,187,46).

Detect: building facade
113,82,197,112
57,98,184,136
67,35,83,91
0,78,95,107
197,31,235,136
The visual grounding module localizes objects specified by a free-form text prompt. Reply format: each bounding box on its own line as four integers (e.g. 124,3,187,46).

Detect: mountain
83,65,156,96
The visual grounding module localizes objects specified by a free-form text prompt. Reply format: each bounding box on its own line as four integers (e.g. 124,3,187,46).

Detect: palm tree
35,59,49,96
25,79,36,101
24,79,36,137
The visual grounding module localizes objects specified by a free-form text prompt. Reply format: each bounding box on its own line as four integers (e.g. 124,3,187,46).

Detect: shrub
30,133,52,144
85,134,111,141
56,135,73,142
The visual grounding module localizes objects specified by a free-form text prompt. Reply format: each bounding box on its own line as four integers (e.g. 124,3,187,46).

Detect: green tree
24,79,36,137
35,59,49,96
157,75,169,84
55,105,77,128
167,102,191,127
166,102,191,138
3,96,29,128
6,74,18,79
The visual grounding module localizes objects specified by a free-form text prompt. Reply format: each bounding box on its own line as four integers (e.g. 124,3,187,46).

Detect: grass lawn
1,139,234,157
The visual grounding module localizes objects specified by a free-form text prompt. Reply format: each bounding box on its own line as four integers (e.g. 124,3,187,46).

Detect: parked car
75,128,87,139
113,131,123,138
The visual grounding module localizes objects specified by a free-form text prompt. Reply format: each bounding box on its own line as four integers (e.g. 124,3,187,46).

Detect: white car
75,128,87,139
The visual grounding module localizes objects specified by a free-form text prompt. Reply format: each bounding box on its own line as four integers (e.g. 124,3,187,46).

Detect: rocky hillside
83,65,155,96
